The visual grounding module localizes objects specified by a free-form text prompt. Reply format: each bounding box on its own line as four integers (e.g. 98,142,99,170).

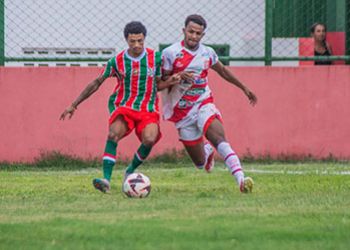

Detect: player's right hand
60,105,76,120
167,73,182,86
243,88,258,106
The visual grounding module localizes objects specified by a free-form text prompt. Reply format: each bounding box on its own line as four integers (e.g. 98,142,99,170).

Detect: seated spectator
310,23,333,65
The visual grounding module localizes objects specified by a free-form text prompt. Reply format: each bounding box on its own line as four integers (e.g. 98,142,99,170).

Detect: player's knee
206,129,226,148
107,131,122,143
211,137,225,148
142,133,158,146
206,133,225,148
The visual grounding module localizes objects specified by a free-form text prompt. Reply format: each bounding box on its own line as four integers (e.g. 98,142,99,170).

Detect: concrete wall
0,66,349,162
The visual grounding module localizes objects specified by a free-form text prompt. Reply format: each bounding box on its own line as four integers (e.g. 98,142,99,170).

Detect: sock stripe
135,151,144,162
103,156,116,163
232,168,242,175
103,153,116,158
126,144,152,175
224,153,236,162
103,153,116,162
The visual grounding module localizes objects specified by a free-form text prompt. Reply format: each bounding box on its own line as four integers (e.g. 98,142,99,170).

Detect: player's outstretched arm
60,75,107,120
211,61,257,106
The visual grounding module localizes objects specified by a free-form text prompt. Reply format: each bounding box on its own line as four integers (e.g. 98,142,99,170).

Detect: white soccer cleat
240,177,254,193
204,142,215,173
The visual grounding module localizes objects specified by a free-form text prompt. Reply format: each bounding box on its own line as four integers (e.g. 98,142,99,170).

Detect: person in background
310,22,333,65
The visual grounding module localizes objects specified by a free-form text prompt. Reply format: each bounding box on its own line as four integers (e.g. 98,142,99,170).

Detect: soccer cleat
92,178,110,193
204,149,215,173
204,142,215,173
240,177,254,193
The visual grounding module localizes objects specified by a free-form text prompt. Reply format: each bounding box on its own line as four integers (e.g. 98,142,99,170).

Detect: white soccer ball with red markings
123,173,151,198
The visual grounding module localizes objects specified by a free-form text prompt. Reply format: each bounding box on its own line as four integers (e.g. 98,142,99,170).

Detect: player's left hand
179,71,195,83
243,88,257,106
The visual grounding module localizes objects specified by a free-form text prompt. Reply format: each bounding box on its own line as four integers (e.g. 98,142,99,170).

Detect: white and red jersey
161,41,219,128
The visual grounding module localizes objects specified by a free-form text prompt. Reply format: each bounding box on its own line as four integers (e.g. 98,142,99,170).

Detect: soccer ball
123,173,151,198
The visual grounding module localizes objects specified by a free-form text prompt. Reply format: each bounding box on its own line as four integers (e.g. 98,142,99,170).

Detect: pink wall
0,66,349,162
298,38,314,66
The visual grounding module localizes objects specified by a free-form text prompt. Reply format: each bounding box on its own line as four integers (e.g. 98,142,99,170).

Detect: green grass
1,163,350,250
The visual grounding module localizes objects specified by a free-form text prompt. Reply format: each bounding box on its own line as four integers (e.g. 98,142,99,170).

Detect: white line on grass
69,167,350,176
245,169,350,175
141,167,350,176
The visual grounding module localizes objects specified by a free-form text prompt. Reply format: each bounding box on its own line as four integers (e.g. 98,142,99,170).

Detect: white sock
195,142,213,169
217,141,244,185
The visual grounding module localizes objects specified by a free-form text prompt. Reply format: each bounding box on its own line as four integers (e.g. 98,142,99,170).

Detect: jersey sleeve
161,48,173,72
208,47,219,66
101,57,118,78
155,51,162,77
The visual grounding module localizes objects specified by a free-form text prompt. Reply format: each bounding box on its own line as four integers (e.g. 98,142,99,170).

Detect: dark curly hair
185,14,207,29
124,21,147,39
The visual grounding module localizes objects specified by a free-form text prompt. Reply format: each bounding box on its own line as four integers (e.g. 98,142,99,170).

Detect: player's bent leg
179,124,214,171
204,118,226,148
124,123,159,180
141,123,159,147
183,140,206,169
93,116,129,193
205,118,253,193
108,115,130,142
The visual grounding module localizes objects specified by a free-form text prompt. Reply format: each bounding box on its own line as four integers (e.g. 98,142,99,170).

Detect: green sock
102,140,118,182
126,143,152,174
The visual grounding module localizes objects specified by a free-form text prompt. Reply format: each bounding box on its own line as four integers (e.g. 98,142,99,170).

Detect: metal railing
1,0,349,66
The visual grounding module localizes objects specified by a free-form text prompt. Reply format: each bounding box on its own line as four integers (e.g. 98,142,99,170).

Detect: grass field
1,162,350,250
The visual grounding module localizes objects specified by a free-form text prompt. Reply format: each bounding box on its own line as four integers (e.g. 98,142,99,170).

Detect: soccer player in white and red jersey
60,21,180,193
161,14,258,193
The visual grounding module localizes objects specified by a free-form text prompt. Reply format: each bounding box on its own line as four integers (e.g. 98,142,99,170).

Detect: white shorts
177,103,222,145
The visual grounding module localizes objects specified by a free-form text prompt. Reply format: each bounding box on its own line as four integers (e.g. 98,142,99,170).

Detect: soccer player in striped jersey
161,15,258,193
60,21,180,193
